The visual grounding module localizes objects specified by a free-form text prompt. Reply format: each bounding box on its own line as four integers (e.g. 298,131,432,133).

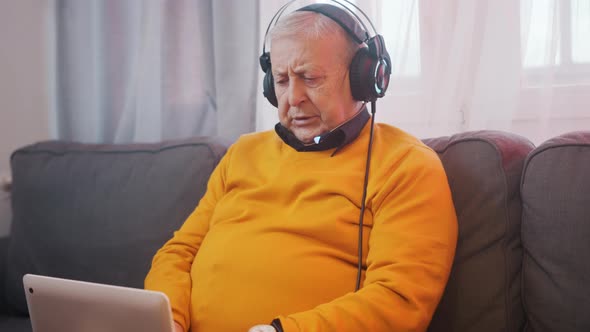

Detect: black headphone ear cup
349,47,375,102
263,71,278,107
349,46,391,102
260,52,278,107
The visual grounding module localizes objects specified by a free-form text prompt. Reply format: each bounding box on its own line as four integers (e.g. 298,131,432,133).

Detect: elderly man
145,3,457,332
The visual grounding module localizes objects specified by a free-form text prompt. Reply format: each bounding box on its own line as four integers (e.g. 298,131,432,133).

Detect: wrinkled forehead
270,33,350,76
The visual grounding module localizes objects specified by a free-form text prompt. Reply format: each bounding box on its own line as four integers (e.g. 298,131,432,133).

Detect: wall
0,0,51,236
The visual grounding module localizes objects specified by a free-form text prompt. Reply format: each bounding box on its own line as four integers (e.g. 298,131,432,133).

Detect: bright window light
381,0,421,76
521,0,561,68
572,0,590,63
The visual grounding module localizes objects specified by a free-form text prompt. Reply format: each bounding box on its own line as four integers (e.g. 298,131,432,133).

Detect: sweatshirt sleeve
144,145,232,332
274,146,458,332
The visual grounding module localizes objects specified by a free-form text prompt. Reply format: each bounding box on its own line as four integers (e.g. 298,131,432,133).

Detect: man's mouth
291,115,318,126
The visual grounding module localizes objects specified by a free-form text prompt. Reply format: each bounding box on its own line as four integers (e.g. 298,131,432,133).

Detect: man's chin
294,134,317,145
289,127,325,145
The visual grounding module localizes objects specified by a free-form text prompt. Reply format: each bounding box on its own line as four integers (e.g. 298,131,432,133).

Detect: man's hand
173,321,184,332
248,324,276,332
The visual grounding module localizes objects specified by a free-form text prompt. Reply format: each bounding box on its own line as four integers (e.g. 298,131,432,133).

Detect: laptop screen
23,274,174,332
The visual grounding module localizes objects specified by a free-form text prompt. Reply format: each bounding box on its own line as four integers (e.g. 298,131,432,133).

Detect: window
517,0,590,142
571,0,590,63
521,0,590,84
381,0,421,77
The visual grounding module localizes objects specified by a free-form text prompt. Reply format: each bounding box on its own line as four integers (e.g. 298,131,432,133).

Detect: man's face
271,33,359,144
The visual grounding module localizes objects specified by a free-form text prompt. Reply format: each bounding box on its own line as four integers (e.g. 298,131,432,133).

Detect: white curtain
256,0,590,144
49,0,259,143
50,0,589,145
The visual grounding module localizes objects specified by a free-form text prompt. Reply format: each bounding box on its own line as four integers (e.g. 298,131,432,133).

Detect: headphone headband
297,4,369,44
262,0,377,55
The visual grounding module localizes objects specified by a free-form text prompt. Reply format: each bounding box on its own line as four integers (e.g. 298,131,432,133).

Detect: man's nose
288,79,306,107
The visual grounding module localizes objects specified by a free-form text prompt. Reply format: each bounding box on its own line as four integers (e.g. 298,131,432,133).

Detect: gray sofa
1,130,589,332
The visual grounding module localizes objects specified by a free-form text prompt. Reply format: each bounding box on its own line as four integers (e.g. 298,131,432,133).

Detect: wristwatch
270,318,283,332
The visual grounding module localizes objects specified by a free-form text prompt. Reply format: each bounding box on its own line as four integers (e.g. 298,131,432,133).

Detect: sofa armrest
0,236,10,314
0,184,11,238
0,180,13,314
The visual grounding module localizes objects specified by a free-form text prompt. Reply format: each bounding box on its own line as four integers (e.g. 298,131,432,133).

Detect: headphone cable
355,100,376,292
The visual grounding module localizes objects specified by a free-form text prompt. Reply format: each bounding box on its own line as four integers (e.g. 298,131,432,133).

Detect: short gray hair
269,10,360,66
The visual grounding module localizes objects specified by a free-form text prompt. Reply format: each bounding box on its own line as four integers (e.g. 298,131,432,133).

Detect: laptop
23,274,174,332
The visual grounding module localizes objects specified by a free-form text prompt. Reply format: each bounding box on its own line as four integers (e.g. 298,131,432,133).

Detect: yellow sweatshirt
145,122,458,332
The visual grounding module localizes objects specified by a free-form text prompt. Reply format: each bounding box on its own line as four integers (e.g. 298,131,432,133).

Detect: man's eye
304,77,319,85
275,77,288,86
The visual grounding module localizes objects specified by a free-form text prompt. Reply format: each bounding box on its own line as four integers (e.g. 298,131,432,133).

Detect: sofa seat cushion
4,137,228,314
521,131,590,332
424,131,534,332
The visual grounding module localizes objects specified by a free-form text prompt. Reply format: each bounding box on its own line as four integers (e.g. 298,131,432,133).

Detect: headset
259,0,391,107
259,0,391,292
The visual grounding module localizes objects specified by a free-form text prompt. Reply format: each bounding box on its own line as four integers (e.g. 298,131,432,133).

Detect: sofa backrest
3,137,229,314
521,131,590,332
424,131,534,332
